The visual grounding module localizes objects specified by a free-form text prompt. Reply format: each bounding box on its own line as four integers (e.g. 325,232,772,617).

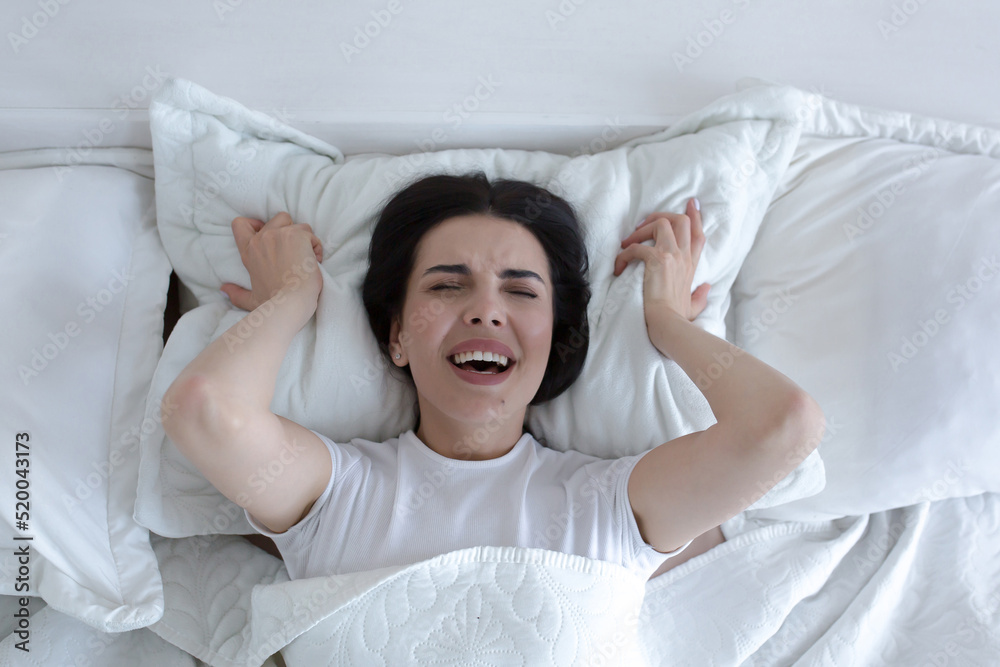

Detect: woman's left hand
613,197,711,322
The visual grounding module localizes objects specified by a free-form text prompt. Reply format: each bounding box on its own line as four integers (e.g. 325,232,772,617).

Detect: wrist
184,289,314,414
648,308,690,358
268,256,322,311
269,284,319,320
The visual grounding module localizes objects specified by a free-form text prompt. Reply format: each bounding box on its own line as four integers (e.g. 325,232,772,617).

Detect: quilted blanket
136,494,1000,667
3,494,998,665
150,537,651,666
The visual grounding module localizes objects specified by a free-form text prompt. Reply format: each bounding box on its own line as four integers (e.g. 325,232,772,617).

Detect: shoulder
307,430,402,480
344,432,403,457
524,435,601,471
527,435,638,492
355,432,403,464
524,433,603,462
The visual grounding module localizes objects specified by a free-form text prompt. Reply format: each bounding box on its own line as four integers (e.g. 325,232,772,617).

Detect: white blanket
4,494,998,664
33,492,983,666
150,537,651,666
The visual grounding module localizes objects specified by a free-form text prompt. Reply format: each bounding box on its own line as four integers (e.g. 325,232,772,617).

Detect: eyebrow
422,264,545,285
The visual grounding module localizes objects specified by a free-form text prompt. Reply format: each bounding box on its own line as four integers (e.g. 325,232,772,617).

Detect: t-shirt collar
403,429,533,469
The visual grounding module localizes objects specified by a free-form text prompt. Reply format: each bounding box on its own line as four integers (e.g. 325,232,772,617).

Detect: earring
395,353,401,359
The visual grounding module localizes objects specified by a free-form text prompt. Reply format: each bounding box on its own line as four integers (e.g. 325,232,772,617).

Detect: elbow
161,375,238,444
790,392,826,443
771,392,826,462
161,375,205,431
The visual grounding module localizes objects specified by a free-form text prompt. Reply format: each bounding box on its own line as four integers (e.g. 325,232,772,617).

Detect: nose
463,288,506,327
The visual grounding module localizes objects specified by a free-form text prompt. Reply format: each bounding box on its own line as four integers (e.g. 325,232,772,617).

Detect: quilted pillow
136,78,826,537
0,149,170,631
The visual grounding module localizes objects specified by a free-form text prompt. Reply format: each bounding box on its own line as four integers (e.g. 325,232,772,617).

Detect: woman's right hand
613,197,711,335
220,212,324,312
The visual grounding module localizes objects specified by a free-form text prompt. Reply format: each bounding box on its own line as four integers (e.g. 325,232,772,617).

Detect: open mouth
448,357,515,376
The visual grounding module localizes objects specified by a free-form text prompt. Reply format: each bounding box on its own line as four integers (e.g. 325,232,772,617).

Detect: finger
638,211,690,228
622,216,667,247
613,242,652,276
635,212,654,229
231,217,262,252
310,234,323,263
649,216,679,253
623,212,686,247
623,217,678,255
267,211,295,228
220,282,254,312
687,198,705,268
690,282,711,320
232,216,264,235
231,216,263,228
671,213,691,252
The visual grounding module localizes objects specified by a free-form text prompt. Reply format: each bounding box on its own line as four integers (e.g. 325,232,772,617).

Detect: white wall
2,0,998,154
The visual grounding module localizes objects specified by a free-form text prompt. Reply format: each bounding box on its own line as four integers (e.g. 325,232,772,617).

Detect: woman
162,171,824,582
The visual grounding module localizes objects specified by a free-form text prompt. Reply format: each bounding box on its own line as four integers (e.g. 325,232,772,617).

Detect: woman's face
389,214,554,445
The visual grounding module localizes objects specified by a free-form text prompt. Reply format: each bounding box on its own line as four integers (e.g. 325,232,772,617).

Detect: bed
2,3,999,665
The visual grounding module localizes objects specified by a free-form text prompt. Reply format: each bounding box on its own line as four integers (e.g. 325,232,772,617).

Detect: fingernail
693,197,701,211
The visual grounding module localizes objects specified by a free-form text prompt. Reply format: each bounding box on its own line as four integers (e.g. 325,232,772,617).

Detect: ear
389,315,404,364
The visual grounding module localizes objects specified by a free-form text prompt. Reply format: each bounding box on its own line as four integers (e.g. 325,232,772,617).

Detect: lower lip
448,359,515,385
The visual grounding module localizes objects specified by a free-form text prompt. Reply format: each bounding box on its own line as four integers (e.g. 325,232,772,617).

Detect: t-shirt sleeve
590,452,695,575
243,429,361,559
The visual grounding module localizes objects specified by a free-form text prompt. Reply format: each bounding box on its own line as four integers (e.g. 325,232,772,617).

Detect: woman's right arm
161,213,332,534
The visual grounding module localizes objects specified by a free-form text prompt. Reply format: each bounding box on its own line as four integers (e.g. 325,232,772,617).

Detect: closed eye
431,284,537,298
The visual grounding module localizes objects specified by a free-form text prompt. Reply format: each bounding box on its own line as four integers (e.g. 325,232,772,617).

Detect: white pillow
0,152,170,631
731,86,1000,521
0,595,198,665
136,78,826,538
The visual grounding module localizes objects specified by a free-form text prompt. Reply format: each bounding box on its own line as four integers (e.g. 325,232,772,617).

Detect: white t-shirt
245,428,693,581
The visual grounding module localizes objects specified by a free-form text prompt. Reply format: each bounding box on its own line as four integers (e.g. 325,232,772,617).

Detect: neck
414,403,526,461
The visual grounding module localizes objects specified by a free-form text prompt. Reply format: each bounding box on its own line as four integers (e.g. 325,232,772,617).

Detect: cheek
403,296,451,351
403,296,432,331
521,310,554,357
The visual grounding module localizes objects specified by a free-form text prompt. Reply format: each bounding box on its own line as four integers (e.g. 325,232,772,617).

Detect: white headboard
3,0,998,155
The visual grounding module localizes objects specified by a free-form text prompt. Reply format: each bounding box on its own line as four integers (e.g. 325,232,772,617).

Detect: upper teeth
451,351,510,367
